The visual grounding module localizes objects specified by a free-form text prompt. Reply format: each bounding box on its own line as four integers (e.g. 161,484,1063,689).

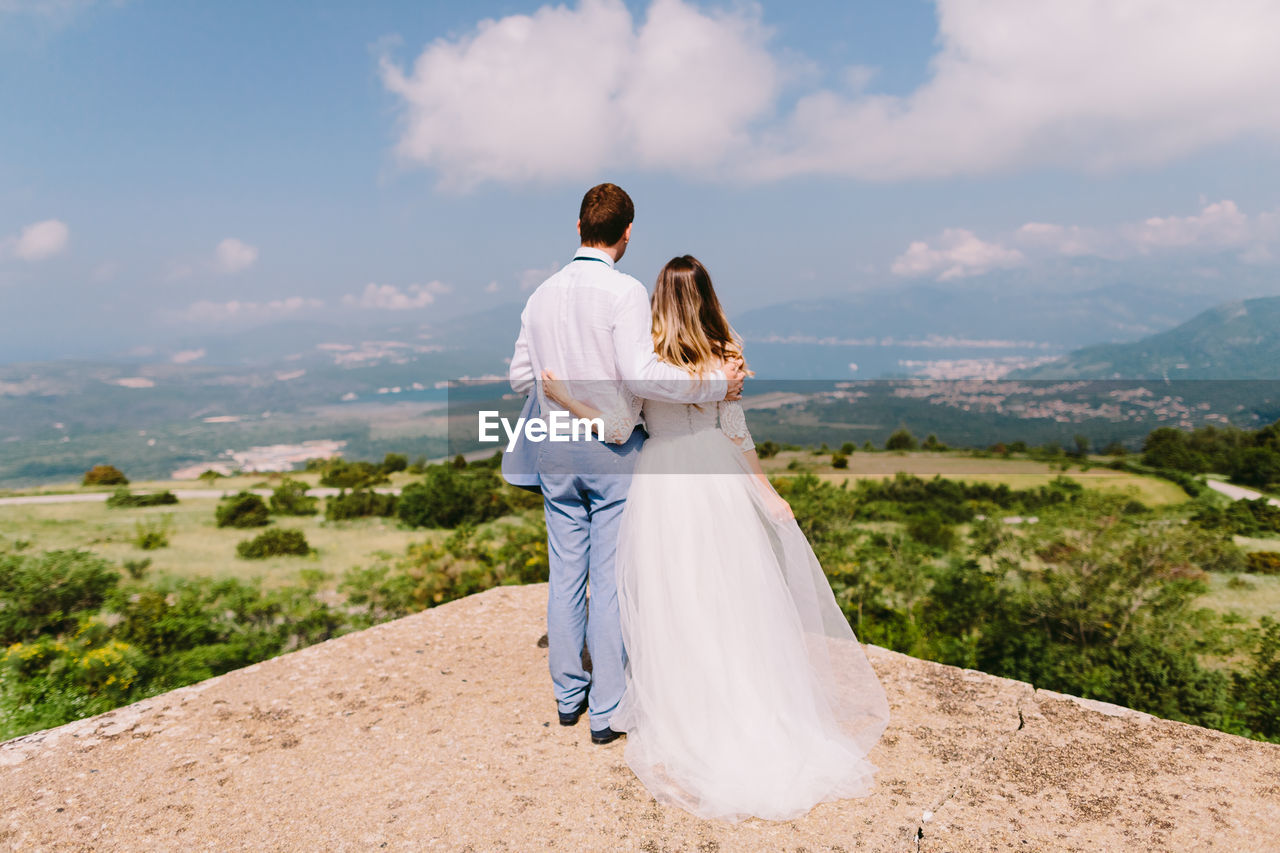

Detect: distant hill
1007,296,1280,380
733,281,1230,348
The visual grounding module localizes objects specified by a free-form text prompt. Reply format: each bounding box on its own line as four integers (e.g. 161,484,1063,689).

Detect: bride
540,255,890,823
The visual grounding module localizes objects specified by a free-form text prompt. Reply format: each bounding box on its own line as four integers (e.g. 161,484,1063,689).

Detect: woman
541,255,890,823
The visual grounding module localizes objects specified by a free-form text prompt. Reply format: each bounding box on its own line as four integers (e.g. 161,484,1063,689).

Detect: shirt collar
573,245,615,268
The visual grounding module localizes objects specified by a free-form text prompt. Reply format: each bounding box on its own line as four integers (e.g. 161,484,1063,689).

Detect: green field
0,471,439,589
763,450,1190,506
4,453,1274,626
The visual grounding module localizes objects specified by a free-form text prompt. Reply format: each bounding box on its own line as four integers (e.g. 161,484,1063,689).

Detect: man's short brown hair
578,183,634,247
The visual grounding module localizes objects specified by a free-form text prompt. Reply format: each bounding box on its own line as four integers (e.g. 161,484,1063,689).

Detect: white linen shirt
508,245,728,438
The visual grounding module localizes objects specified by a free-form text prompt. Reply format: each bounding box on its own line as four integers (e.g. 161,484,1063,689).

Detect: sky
2,0,1280,362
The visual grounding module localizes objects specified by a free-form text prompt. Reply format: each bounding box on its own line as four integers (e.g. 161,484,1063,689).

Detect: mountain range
1008,296,1280,380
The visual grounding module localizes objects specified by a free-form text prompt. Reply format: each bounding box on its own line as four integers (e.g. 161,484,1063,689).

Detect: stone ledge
2,584,1277,851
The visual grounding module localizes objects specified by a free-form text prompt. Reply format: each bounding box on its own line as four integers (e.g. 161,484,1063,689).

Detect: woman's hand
541,369,571,408
764,490,794,522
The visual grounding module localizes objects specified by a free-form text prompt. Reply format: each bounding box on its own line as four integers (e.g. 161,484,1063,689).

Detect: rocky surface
2,583,1277,851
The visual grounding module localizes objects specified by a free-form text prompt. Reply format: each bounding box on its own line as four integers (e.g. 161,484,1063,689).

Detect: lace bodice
629,399,754,452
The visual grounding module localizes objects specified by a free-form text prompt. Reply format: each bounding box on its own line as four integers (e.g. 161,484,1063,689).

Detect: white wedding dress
607,397,891,823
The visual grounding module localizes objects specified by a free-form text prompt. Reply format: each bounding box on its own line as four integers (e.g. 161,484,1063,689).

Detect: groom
507,183,745,744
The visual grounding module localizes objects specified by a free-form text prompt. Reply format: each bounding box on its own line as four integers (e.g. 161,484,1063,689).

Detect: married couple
505,183,889,822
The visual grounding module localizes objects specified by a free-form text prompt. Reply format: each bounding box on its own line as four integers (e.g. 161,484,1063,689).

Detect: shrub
106,487,178,508
840,442,856,455
325,488,398,521
122,558,151,580
83,465,128,486
197,469,224,482
318,459,390,489
269,478,318,516
885,428,917,451
1237,618,1280,738
756,441,780,459
382,453,409,474
0,549,119,643
236,528,312,559
133,516,172,550
905,513,956,551
215,492,270,528
831,452,849,469
396,465,510,529
1246,551,1280,575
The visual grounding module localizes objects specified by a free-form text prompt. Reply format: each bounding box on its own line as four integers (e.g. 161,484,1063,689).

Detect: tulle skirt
609,428,891,822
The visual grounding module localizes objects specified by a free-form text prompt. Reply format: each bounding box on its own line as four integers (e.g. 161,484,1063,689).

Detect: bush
318,459,390,489
756,441,780,459
905,513,956,551
236,528,312,559
0,549,119,643
269,478,318,516
83,465,128,486
106,487,178,508
122,558,151,580
1246,551,1280,575
197,469,224,482
840,442,856,455
396,465,510,529
831,452,849,469
382,453,409,474
325,488,398,521
215,492,270,528
885,428,917,451
133,516,172,550
1237,618,1280,738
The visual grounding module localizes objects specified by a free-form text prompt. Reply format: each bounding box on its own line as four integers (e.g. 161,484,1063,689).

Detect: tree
83,465,128,486
885,428,917,451
831,452,849,469
381,453,409,474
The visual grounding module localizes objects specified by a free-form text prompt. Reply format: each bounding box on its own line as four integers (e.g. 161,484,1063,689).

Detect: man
508,183,745,744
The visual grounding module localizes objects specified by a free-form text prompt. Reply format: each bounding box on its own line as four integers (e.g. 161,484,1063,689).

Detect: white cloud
1124,200,1252,252
170,348,206,364
341,281,451,310
175,296,324,325
484,281,501,293
899,199,1280,280
384,0,1280,185
5,219,70,261
214,238,258,274
381,0,777,187
891,228,1024,281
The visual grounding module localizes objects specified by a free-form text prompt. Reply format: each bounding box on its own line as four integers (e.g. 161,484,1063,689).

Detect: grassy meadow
0,470,440,590
3,451,1272,628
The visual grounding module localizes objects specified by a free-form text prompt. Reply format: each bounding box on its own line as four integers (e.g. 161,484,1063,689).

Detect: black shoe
558,696,588,727
590,726,622,745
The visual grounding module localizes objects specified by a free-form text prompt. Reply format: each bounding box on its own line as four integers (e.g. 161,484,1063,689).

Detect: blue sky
2,0,1279,362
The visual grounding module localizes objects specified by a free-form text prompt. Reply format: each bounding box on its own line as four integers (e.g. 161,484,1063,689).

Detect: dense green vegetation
1143,420,1280,491
3,422,1279,745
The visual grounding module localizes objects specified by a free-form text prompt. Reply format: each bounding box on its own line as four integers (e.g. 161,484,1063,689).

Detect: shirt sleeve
508,314,534,395
717,400,755,452
612,282,726,404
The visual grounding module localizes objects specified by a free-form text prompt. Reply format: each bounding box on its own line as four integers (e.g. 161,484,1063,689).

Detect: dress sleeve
717,400,755,452
598,389,638,444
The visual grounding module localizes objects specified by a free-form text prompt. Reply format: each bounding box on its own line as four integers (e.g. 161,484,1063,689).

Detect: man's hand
722,357,746,401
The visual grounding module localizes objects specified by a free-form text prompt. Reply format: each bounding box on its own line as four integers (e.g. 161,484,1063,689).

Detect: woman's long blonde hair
651,255,751,378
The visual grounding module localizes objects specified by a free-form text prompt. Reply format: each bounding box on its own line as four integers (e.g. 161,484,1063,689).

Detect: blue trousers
538,427,644,731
